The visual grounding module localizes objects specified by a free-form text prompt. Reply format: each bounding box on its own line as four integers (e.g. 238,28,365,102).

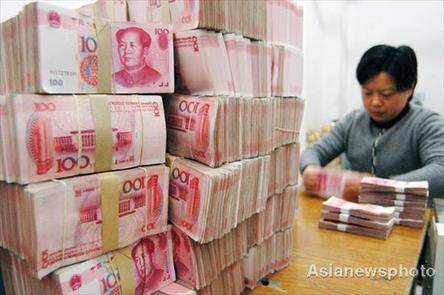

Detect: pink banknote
171,226,197,287
109,22,174,93
55,229,175,295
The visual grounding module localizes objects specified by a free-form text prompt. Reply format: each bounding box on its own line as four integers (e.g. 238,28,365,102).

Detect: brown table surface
244,192,431,295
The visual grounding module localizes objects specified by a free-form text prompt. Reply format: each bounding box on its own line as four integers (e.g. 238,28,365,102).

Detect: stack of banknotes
78,0,303,48
166,2,303,290
174,30,302,97
166,94,303,167
319,196,396,240
169,0,303,48
0,2,174,94
0,165,169,279
243,229,293,289
198,260,245,295
248,185,299,248
0,229,175,294
171,186,298,291
268,143,300,197
166,144,300,243
167,154,270,243
359,177,428,228
0,94,166,184
171,223,248,290
0,0,306,293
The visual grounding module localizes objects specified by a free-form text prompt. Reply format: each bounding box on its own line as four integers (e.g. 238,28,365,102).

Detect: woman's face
362,72,413,123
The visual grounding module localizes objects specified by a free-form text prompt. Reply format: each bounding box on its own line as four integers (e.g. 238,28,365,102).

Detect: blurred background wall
301,0,444,130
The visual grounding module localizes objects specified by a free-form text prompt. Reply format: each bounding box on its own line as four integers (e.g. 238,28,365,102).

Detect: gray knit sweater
300,104,444,201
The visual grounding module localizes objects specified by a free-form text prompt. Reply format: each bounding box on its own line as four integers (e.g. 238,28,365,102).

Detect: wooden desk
245,192,431,295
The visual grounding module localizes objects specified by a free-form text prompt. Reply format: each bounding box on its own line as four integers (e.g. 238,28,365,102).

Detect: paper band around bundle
337,224,347,232
166,153,183,168
159,0,171,24
274,127,298,133
339,202,353,214
91,96,113,172
99,173,120,253
95,18,113,93
113,248,136,295
395,182,406,193
394,200,404,206
52,179,69,262
396,194,406,201
339,213,349,223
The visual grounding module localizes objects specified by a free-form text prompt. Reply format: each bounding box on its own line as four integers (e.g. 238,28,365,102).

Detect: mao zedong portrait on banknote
113,27,161,88
131,237,166,294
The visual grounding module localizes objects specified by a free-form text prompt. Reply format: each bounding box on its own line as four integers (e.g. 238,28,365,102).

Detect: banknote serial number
49,70,76,76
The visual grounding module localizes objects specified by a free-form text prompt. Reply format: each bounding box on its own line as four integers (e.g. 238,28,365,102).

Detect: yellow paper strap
95,18,112,93
165,153,183,168
91,96,113,172
159,0,172,24
113,248,136,295
99,173,119,253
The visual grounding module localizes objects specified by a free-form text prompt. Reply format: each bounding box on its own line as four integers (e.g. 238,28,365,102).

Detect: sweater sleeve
299,112,352,173
391,112,444,199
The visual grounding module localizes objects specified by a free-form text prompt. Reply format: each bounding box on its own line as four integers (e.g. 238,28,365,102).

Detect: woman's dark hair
356,45,417,100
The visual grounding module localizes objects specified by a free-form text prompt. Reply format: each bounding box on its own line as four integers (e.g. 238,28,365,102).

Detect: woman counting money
300,45,444,205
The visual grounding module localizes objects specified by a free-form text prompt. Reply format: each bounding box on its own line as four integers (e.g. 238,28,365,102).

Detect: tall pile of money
0,2,178,294
1,0,305,293
164,0,304,293
0,2,174,94
319,196,395,240
359,177,429,228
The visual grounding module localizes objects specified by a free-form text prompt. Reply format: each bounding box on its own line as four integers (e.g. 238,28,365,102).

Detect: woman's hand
302,165,323,193
341,171,372,202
